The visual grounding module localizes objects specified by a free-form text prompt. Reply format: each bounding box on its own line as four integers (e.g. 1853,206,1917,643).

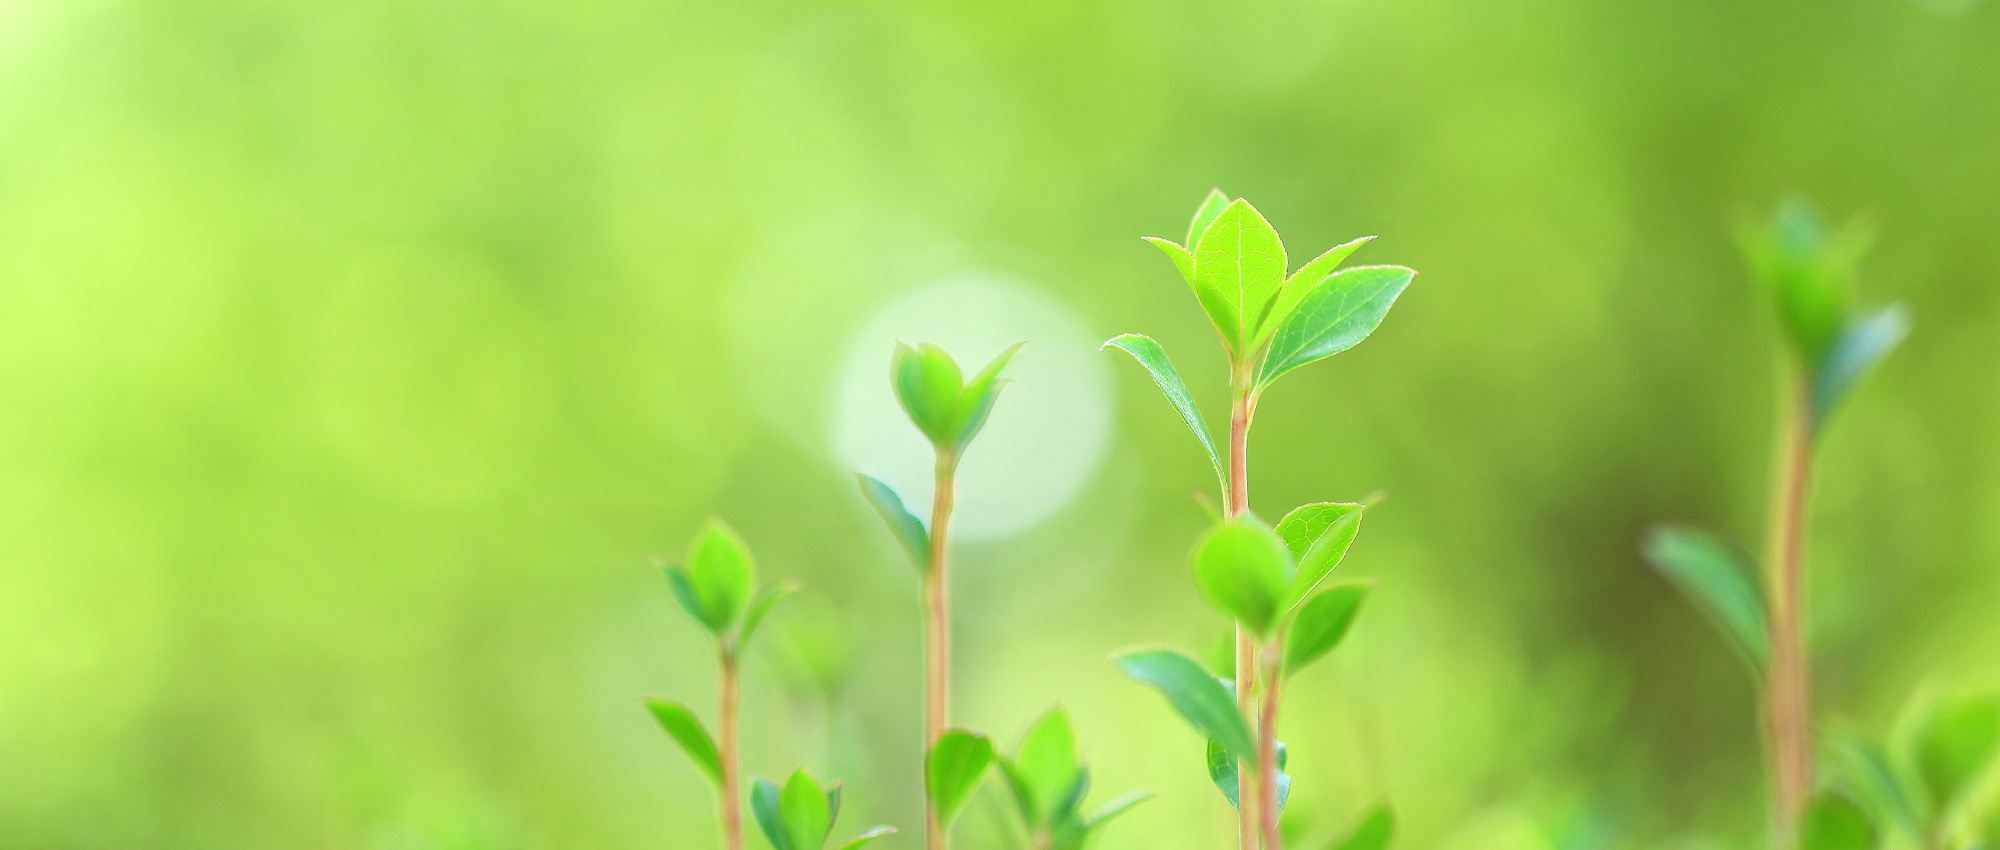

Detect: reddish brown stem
718,651,743,850
1256,641,1284,850
1228,376,1260,850
1764,373,1815,846
925,453,959,850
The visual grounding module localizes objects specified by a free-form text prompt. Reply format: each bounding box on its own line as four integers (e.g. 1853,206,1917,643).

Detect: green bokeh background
2,0,1996,847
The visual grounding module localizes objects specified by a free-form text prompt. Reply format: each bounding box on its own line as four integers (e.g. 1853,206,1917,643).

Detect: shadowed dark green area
1,0,1997,848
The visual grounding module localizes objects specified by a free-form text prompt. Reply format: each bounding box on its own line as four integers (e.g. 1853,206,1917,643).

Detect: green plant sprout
1640,198,1911,847
856,341,1023,850
649,520,801,850
1105,190,1415,850
1808,691,2000,850
749,766,898,850
996,706,1153,850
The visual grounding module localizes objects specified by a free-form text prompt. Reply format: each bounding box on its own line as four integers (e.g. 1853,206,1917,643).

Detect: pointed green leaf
737,581,797,651
1799,790,1875,850
781,767,833,850
1824,734,1919,837
1741,198,1859,364
1187,188,1232,249
928,729,995,826
1082,788,1154,831
1918,694,2000,810
1194,199,1288,349
857,474,931,572
1330,803,1395,850
892,342,966,447
1192,515,1294,635
1257,265,1414,388
665,566,713,631
1112,649,1255,762
1007,707,1080,827
1206,738,1288,810
751,776,791,850
1812,304,1909,431
684,520,756,634
1640,526,1769,674
1276,502,1365,613
1259,236,1376,347
1144,237,1196,284
1285,585,1367,676
645,699,722,786
1102,333,1226,496
952,341,1025,451
837,827,897,850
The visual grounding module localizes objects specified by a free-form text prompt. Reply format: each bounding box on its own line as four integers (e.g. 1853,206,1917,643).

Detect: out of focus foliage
1,0,1997,848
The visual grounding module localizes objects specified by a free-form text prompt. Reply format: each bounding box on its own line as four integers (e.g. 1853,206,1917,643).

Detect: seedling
996,706,1153,850
749,766,897,850
649,519,800,850
857,341,1023,850
1808,690,2000,850
1105,190,1414,849
1640,198,1910,845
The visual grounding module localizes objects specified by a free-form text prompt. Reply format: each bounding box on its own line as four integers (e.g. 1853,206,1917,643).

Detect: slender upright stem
924,453,959,850
1764,372,1815,845
1228,375,1260,850
1256,641,1284,850
718,650,743,850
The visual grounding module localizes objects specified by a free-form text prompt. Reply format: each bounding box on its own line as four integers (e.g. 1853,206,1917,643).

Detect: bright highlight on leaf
1206,737,1289,811
1285,585,1367,675
1257,265,1416,388
1812,304,1909,431
1112,649,1256,763
1275,502,1365,614
675,519,758,634
890,340,1026,455
646,699,722,786
1192,515,1295,635
1194,199,1288,352
927,729,995,826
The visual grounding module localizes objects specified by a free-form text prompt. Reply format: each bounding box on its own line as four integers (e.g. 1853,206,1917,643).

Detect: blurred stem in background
1764,373,1815,844
717,649,744,850
925,449,959,850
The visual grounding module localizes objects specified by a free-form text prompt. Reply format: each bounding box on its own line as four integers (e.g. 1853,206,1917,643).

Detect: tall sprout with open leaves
997,707,1154,850
1104,190,1414,850
1640,198,1912,847
648,520,799,850
856,341,1022,850
748,766,897,850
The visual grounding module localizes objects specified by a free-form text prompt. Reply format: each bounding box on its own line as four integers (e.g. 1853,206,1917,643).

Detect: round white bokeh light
833,275,1111,544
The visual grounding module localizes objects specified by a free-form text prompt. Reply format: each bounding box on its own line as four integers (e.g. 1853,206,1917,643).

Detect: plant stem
925,452,960,850
1228,375,1259,850
1256,641,1284,850
1764,372,1815,845
718,649,743,850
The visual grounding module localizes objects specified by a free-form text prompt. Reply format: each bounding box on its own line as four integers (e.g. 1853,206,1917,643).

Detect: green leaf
684,519,756,634
928,729,995,826
1006,707,1080,827
1144,236,1195,284
1275,502,1365,613
1640,526,1769,674
1258,236,1376,347
781,767,834,850
1918,694,2000,810
1330,803,1395,850
737,581,797,651
953,340,1025,450
1257,265,1415,388
665,565,712,631
1192,515,1294,635
645,699,722,786
1112,649,1256,762
856,474,930,572
751,777,791,850
1741,198,1859,364
892,342,966,447
1187,188,1232,249
1285,585,1368,675
836,827,897,850
1799,790,1876,850
1823,734,1919,837
1193,199,1288,351
1081,788,1154,831
1206,738,1288,810
1101,333,1225,496
1811,304,1909,431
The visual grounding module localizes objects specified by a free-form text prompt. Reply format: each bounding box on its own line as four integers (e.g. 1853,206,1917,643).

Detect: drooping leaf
684,519,757,634
856,474,931,572
1258,236,1376,346
1144,236,1196,284
892,342,966,448
1799,790,1876,850
1206,738,1288,810
1330,803,1396,850
928,729,995,826
1257,265,1415,388
1112,649,1256,762
1285,585,1368,676
1102,333,1226,496
751,777,792,850
1187,188,1232,249
1192,515,1294,635
1811,304,1909,430
836,827,897,850
1006,707,1080,827
1917,694,2000,810
1823,734,1919,837
1640,525,1769,674
665,565,712,632
1193,199,1288,351
1275,502,1365,613
737,581,797,650
645,699,722,786
952,340,1025,450
781,767,834,850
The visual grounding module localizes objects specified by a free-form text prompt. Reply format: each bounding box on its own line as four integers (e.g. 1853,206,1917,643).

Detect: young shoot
748,766,898,850
1640,198,1910,846
649,519,799,850
997,706,1154,850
